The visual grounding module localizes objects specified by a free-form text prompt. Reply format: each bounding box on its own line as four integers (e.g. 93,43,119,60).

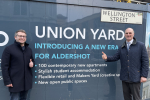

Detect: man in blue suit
102,28,149,100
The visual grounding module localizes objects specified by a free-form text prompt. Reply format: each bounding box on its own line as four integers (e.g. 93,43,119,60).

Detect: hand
140,77,147,83
6,84,13,87
102,51,107,60
29,59,33,68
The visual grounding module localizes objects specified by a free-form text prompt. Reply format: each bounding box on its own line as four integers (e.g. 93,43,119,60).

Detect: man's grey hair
125,28,134,33
15,29,27,37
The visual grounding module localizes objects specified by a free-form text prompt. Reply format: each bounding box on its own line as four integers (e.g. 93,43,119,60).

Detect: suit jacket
1,41,34,92
107,37,149,82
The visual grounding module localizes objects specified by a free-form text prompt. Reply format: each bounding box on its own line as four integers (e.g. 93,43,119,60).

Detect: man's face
124,28,134,42
15,32,27,44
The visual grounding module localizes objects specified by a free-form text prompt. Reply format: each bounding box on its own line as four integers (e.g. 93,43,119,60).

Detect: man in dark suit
1,29,34,100
102,28,149,100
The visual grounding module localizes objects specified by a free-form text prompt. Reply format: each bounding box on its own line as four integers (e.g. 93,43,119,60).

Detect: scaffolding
107,0,150,5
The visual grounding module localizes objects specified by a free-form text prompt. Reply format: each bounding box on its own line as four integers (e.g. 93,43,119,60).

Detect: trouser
122,81,141,100
10,90,28,100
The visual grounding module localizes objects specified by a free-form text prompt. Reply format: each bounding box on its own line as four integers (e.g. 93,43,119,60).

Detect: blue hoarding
0,0,149,100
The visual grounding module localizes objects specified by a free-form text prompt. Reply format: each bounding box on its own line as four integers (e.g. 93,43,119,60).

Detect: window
14,1,27,16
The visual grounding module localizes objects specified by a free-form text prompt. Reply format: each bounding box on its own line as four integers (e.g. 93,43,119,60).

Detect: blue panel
142,12,150,100
148,5,150,13
0,0,149,100
28,1,46,100
0,1,30,99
